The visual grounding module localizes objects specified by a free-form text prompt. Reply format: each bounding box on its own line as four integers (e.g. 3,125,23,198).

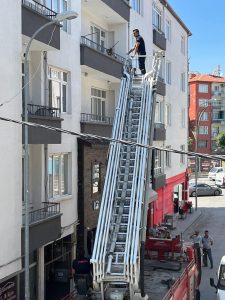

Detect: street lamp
23,10,78,300
193,99,214,211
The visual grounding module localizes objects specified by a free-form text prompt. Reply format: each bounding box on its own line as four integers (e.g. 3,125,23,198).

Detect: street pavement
182,177,225,300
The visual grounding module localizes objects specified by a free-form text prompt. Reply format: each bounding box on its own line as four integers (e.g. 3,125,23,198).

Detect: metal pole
23,20,60,300
194,154,198,211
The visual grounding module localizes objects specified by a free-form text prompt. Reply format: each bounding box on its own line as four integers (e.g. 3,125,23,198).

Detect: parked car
215,172,225,188
189,183,222,197
210,255,225,299
208,167,224,181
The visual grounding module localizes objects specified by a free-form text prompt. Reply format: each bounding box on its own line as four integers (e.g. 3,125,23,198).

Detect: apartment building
189,73,225,156
77,0,130,255
130,0,191,226
0,0,80,299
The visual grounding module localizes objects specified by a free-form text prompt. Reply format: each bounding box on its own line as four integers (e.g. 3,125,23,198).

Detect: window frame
165,146,171,168
48,66,69,113
165,103,171,126
48,153,70,199
92,162,101,195
152,2,162,32
181,72,186,92
199,84,208,93
180,145,185,164
165,18,171,42
165,60,171,84
131,0,143,15
198,125,208,135
198,140,208,148
181,34,185,55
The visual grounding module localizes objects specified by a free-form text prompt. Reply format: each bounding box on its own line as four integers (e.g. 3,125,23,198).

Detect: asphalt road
184,177,225,300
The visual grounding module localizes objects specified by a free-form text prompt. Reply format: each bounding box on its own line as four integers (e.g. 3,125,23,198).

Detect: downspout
43,51,48,202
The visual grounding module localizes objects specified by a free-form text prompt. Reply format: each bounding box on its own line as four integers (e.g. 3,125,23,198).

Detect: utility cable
0,25,57,109
0,115,224,162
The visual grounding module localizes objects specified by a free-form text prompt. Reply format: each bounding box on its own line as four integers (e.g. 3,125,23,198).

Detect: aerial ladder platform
91,51,164,300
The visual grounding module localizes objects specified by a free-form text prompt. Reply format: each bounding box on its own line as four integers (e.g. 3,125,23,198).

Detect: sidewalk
172,208,202,236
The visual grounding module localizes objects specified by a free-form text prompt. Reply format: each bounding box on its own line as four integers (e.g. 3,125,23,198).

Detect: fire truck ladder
91,51,164,300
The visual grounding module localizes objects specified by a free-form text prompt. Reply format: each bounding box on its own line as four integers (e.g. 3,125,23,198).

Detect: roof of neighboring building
189,74,225,83
159,0,192,36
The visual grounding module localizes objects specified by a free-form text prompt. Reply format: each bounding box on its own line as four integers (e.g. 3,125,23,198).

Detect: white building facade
0,0,81,299
129,0,191,225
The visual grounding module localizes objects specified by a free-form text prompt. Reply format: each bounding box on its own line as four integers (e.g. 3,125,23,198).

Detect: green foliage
188,137,193,146
217,131,225,150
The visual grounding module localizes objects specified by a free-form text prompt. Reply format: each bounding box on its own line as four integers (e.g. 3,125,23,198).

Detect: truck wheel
191,191,196,197
214,190,220,196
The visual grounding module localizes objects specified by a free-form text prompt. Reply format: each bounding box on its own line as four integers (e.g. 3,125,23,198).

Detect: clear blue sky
168,0,225,75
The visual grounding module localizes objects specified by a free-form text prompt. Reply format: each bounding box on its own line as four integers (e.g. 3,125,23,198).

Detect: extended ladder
91,51,164,300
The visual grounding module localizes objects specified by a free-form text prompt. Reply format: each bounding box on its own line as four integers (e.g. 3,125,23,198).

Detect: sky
168,0,225,75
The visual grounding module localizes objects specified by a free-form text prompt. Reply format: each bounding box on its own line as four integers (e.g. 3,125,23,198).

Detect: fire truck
88,52,201,300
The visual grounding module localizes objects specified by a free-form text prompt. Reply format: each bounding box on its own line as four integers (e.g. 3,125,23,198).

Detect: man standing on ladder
127,29,146,75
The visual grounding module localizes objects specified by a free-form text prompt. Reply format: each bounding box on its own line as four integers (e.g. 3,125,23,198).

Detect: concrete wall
0,0,22,280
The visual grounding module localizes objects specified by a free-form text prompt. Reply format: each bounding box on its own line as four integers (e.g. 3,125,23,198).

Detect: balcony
21,0,60,50
80,36,125,79
101,0,130,21
22,104,63,144
21,202,62,253
156,76,166,96
152,168,166,190
153,28,166,51
154,123,166,141
80,113,113,138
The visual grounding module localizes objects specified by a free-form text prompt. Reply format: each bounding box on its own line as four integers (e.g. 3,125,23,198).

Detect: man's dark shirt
136,35,146,55
72,257,91,274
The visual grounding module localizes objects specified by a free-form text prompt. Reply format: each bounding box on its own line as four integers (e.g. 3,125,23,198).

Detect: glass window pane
63,72,67,82
62,84,67,112
92,163,100,194
53,156,60,196
48,156,53,198
61,154,68,195
51,80,61,109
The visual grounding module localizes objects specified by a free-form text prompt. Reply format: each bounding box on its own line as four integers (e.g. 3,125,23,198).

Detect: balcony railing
81,36,125,64
154,166,163,176
22,0,57,19
27,104,61,118
81,113,114,125
23,202,61,225
154,122,165,129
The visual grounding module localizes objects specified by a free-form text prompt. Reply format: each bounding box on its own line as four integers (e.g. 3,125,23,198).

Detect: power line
0,25,57,110
0,115,224,162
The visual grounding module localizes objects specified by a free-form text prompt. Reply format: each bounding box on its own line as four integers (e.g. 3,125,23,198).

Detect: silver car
189,183,222,197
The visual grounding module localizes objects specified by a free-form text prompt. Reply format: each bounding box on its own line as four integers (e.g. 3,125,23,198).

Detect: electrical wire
0,25,57,109
0,115,224,162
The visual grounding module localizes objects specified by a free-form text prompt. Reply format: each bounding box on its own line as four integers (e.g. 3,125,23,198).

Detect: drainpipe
43,51,48,202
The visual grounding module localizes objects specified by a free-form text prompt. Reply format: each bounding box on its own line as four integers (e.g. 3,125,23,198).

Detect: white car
208,167,224,181
216,172,225,188
210,255,225,299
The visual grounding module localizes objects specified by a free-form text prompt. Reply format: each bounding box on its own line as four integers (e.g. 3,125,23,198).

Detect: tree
216,131,225,150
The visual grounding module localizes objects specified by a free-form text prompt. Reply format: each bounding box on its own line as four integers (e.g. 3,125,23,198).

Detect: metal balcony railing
154,122,165,129
81,113,114,125
27,104,61,118
21,0,57,19
23,202,61,225
154,166,163,176
80,36,125,64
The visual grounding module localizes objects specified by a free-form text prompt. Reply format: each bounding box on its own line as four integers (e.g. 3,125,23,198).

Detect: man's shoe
210,266,213,269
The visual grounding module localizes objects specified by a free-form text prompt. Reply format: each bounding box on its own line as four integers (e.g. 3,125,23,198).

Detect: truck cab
215,171,225,187
210,255,225,299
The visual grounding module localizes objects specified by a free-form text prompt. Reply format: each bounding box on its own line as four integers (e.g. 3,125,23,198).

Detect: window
22,63,25,105
181,35,185,55
165,19,171,42
90,25,107,51
48,153,69,198
199,84,208,93
131,0,143,15
48,67,68,113
154,150,162,175
165,103,171,126
155,101,164,123
181,108,186,128
152,3,162,31
180,145,185,164
199,99,208,107
165,146,171,167
166,61,171,84
181,72,185,92
45,0,69,32
91,88,106,120
198,126,208,134
200,112,208,121
198,140,208,148
92,162,101,194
